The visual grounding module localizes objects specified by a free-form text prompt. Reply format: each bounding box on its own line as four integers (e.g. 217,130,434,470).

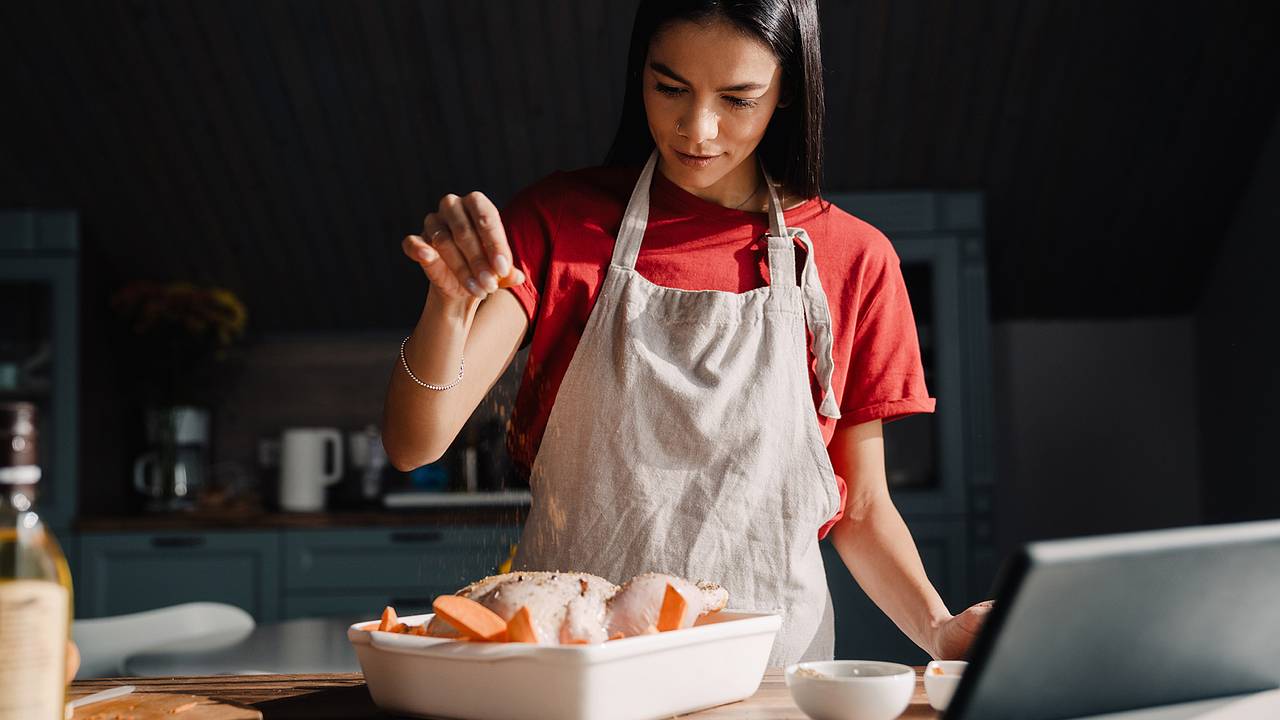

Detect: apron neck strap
760,163,788,238
612,150,790,269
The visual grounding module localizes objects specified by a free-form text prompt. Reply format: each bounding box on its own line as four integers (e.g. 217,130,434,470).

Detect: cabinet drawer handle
389,531,443,544
151,536,206,549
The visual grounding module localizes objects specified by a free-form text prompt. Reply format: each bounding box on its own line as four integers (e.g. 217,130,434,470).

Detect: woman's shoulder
511,164,641,211
804,198,899,266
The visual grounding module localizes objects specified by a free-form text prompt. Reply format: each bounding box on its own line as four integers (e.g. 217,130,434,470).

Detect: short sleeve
839,237,936,424
500,173,565,348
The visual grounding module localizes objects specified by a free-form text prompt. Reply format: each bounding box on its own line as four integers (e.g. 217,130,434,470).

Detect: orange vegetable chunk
506,606,540,643
378,606,399,632
433,594,508,642
657,583,688,632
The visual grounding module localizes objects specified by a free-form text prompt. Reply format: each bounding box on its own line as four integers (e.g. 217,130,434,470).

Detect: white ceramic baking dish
347,610,781,720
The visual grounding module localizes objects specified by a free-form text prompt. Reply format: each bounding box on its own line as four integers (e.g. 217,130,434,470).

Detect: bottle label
0,580,68,720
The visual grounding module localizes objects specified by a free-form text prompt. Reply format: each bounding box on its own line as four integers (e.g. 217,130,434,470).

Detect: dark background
2,0,1278,561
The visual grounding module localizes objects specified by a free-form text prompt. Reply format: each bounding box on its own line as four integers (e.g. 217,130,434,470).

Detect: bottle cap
0,401,41,484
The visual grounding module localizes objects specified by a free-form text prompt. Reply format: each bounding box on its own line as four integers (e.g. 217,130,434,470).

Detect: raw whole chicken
606,572,729,638
424,570,729,644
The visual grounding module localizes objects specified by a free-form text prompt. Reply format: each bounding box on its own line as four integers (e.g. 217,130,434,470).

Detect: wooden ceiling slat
230,0,369,330
842,0,889,189
103,1,247,289
23,1,188,281
48,0,193,281
570,0,614,161
948,0,1022,192
153,1,292,327
504,0,559,181
189,0,335,331
477,2,539,196
283,0,393,327
885,0,953,186
544,0,597,170
319,0,422,326
413,1,492,194
1167,1,1280,310
5,1,1279,324
1089,2,1202,315
981,0,1057,315
930,0,988,184
814,0,856,186
0,5,103,213
349,1,435,214
378,0,455,201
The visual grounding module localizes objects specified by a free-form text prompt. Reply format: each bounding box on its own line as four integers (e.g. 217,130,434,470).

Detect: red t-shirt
501,164,935,539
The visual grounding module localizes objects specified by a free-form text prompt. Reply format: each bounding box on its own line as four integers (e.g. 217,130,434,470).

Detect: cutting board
69,692,261,719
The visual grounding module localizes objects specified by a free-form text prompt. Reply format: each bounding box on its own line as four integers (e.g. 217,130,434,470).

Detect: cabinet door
78,531,280,621
822,517,967,664
280,526,520,619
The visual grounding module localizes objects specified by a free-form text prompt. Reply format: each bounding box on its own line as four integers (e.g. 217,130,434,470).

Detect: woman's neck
655,154,803,213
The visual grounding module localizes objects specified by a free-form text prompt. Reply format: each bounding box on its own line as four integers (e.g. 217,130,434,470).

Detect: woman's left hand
930,600,994,660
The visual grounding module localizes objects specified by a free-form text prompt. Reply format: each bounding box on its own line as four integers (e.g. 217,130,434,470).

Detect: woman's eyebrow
649,61,767,92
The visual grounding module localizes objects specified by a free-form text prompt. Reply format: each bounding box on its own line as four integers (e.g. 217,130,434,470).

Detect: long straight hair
604,0,826,200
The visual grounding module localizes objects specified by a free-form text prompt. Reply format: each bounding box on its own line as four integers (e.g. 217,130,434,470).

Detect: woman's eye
724,96,758,109
655,83,685,96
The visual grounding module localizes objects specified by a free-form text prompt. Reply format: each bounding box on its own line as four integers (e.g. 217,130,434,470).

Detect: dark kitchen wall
2,1,1278,528
991,318,1202,557
1197,110,1280,523
2,1,1277,328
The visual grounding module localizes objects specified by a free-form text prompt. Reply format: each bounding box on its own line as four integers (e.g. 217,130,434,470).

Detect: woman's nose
677,108,718,143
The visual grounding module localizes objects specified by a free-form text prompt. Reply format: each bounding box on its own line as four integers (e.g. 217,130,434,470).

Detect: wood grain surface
70,668,942,719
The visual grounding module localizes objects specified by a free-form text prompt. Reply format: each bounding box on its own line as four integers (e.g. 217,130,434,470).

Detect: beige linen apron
514,150,844,665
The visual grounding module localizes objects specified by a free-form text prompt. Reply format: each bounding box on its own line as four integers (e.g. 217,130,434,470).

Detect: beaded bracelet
400,335,464,391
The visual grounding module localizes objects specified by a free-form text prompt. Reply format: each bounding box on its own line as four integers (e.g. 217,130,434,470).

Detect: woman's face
643,18,786,202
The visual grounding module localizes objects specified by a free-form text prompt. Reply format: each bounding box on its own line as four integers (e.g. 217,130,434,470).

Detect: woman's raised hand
403,191,526,302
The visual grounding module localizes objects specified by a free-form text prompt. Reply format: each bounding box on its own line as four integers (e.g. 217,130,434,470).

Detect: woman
384,0,991,666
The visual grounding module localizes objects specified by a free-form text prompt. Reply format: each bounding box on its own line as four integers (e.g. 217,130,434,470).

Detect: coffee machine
133,406,210,511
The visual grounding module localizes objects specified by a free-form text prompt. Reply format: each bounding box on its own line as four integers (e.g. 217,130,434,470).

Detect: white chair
72,602,255,678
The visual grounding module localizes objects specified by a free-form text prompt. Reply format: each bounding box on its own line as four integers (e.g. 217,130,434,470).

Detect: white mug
280,428,344,512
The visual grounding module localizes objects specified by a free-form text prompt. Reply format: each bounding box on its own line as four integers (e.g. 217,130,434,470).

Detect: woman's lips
674,149,720,169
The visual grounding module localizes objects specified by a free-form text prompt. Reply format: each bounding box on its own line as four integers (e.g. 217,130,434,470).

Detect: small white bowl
923,660,968,711
785,660,915,720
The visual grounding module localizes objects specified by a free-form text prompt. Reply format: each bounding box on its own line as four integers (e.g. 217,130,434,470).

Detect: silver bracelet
400,335,464,391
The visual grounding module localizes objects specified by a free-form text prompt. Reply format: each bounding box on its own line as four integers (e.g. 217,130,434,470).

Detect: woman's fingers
403,234,469,299
411,194,523,301
438,194,498,293
431,232,487,299
459,191,514,279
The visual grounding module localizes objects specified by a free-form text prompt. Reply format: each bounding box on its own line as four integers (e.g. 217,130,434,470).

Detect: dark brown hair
604,0,826,199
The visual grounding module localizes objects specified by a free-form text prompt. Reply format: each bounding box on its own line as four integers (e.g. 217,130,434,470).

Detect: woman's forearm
381,286,526,470
828,494,953,658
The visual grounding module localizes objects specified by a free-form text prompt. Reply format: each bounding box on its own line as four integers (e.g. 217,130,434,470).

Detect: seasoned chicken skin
424,570,729,644
426,571,616,643
606,572,730,638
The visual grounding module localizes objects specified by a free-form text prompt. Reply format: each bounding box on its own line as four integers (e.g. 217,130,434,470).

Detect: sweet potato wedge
506,606,539,643
432,595,508,642
377,606,399,632
657,583,688,632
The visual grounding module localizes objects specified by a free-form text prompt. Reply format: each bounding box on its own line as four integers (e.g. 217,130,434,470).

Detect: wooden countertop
69,668,941,719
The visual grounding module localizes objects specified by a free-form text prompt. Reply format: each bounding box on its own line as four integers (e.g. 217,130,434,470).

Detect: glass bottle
0,402,73,720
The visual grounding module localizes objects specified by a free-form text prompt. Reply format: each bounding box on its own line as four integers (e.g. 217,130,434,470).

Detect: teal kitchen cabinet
280,526,520,620
78,531,281,621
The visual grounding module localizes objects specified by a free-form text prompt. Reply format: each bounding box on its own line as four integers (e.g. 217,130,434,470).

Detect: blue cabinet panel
78,531,280,621
283,526,520,593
